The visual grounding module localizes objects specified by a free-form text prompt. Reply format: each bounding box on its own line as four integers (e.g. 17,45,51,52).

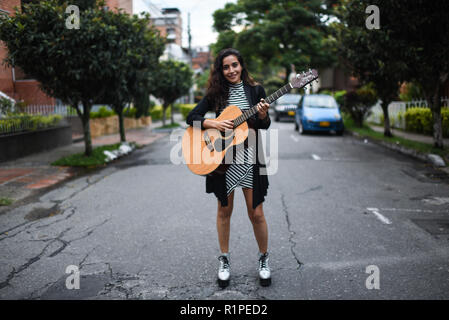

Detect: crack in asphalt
0,220,39,242
0,227,72,290
280,193,304,270
0,216,110,292
0,205,76,243
296,185,323,196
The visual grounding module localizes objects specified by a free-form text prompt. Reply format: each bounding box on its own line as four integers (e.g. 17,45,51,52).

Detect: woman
186,48,271,288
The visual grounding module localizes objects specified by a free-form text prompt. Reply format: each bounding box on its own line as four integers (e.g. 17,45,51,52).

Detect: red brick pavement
0,167,76,190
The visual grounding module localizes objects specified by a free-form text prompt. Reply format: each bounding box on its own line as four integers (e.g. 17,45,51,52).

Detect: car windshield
276,94,301,105
304,96,337,108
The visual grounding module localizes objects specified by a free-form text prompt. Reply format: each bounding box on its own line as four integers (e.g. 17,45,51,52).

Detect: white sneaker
258,252,271,286
217,253,230,288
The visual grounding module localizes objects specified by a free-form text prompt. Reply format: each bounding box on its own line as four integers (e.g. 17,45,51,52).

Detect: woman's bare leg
217,191,235,253
242,188,268,253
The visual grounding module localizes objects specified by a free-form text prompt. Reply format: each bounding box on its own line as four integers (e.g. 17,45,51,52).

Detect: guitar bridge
204,131,214,151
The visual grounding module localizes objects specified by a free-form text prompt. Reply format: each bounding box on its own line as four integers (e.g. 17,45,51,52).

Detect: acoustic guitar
182,69,319,176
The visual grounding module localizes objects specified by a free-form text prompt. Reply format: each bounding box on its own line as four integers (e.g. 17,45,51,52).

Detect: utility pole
188,12,194,103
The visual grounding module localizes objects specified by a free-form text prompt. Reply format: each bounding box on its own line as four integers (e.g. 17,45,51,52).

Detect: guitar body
182,69,318,176
182,105,249,176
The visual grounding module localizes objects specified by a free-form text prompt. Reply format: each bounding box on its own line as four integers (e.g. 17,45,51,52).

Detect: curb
346,130,447,168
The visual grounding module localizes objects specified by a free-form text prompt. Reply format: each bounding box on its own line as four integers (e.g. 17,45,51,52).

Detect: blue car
294,94,344,135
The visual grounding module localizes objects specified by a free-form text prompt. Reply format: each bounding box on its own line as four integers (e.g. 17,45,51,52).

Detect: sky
133,0,237,48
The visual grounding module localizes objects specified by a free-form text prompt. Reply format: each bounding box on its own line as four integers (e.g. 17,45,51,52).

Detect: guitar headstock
290,69,319,89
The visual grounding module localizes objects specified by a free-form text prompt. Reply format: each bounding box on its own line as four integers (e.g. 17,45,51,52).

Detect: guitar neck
234,83,293,127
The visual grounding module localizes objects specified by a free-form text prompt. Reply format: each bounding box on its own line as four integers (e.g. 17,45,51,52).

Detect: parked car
273,93,301,122
295,94,344,135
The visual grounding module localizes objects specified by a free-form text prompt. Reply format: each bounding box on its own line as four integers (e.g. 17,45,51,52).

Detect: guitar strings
233,83,292,127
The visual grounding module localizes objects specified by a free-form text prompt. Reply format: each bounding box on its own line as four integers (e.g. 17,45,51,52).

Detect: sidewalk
0,115,183,208
361,124,449,171
369,124,449,145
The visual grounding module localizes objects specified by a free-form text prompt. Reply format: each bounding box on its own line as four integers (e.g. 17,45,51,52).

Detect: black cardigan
186,82,271,209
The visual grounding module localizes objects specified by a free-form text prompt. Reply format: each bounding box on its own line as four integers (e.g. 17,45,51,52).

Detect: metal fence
0,104,115,135
367,97,449,129
21,104,78,117
0,114,68,135
0,104,75,135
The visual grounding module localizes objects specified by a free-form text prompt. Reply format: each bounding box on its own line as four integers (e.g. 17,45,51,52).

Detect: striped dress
225,81,254,196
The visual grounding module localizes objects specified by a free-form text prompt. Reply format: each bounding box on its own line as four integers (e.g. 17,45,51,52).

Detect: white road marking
422,197,449,206
311,154,321,160
379,207,435,213
290,134,299,142
367,208,392,225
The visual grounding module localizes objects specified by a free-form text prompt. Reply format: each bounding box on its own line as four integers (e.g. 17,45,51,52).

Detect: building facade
147,7,182,47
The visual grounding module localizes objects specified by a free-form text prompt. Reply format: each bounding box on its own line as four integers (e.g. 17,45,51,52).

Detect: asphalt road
1,118,449,300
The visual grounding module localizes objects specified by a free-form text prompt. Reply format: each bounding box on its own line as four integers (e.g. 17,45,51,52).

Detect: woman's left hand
257,98,270,120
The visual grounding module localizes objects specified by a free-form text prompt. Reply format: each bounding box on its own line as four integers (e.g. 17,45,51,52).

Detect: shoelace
259,255,269,270
219,256,229,271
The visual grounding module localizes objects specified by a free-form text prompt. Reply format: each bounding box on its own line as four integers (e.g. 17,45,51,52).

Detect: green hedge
90,106,116,119
178,104,195,120
0,114,63,134
405,107,449,137
150,105,171,121
89,106,143,119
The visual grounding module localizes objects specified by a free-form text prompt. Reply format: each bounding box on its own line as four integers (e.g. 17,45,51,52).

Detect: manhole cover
411,219,449,235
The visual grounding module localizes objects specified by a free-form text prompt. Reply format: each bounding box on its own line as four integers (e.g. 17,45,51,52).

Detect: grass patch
344,115,449,163
0,197,14,206
51,143,123,167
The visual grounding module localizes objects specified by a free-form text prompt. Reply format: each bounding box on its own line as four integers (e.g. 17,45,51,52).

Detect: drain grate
411,219,449,235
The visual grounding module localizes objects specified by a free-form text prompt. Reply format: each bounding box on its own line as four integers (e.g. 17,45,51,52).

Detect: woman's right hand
214,119,234,132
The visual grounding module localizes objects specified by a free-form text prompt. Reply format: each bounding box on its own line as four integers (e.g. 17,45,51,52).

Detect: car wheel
336,129,344,136
294,121,298,131
275,114,279,122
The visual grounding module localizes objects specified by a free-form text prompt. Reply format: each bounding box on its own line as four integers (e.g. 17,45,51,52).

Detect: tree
150,60,193,126
333,0,408,137
0,1,163,154
343,83,378,127
95,11,164,142
377,0,449,148
212,0,337,81
194,68,210,101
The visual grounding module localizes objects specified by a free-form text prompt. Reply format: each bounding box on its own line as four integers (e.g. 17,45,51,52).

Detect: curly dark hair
206,48,257,112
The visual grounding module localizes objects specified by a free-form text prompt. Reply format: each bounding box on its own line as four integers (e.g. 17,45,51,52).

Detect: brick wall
117,0,132,14
0,0,21,14
1,0,56,105
0,0,134,105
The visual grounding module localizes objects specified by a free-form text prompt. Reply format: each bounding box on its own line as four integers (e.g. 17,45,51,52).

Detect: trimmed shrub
150,105,171,121
123,107,137,118
404,107,449,137
178,104,195,120
0,114,63,134
90,106,116,119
